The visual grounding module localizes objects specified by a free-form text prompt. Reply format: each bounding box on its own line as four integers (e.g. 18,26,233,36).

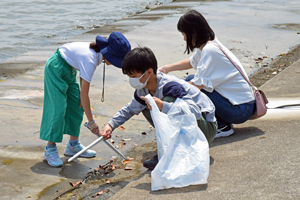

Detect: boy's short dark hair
122,46,157,75
177,10,215,54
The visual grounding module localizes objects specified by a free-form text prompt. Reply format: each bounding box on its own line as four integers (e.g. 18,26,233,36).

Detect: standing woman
40,32,131,167
159,10,255,138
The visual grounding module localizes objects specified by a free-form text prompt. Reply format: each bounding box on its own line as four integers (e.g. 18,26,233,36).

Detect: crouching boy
99,47,217,170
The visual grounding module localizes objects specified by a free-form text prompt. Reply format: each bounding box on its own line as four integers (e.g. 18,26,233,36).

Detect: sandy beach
0,0,300,199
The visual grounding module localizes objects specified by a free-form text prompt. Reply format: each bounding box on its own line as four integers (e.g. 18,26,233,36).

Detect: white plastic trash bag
144,94,210,191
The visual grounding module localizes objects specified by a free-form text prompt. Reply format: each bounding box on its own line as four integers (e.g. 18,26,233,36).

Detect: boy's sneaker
64,142,96,158
215,124,234,138
43,146,63,167
143,155,158,170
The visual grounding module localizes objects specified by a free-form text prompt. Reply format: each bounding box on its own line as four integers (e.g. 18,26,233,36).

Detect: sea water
0,0,172,62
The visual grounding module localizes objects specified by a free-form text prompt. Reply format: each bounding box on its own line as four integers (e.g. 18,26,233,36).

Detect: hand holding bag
212,43,268,120
144,94,210,191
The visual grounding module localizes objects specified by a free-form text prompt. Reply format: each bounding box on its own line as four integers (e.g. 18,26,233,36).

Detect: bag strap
211,43,254,88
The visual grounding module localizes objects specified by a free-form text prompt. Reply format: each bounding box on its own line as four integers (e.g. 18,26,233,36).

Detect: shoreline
1,0,299,86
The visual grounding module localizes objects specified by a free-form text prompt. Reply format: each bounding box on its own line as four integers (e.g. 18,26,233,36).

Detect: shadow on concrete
30,157,95,179
134,154,213,195
210,126,265,148
133,170,208,194
150,183,207,195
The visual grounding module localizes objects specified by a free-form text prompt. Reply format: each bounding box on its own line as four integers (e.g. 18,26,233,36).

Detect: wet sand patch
272,23,300,32
0,63,40,81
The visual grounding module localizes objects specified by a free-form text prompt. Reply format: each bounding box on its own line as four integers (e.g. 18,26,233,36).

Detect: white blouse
189,38,255,105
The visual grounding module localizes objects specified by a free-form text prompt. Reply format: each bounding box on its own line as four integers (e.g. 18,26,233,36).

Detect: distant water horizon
0,0,172,62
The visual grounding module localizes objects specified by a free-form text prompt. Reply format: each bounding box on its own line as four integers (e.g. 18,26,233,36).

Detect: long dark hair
89,42,100,53
177,10,215,54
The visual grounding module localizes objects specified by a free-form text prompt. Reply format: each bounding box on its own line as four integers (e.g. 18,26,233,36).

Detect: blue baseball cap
96,32,131,68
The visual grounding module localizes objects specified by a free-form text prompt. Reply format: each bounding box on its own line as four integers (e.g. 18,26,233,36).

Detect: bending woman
159,10,255,138
40,32,131,167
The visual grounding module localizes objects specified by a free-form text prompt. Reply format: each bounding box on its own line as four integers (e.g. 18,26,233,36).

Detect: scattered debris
122,138,131,141
91,106,96,111
111,164,117,170
93,190,104,198
120,142,125,148
122,159,130,165
53,159,124,200
97,191,104,195
134,144,139,146
110,139,115,144
255,57,263,62
122,157,134,165
279,52,288,56
69,181,83,187
125,167,133,170
142,132,147,135
118,126,125,131
278,64,286,67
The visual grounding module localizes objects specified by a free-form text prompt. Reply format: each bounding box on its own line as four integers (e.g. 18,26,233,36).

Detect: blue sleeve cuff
162,102,173,114
108,119,118,131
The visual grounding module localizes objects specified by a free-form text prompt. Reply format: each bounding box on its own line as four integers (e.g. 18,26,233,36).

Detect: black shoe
143,155,158,170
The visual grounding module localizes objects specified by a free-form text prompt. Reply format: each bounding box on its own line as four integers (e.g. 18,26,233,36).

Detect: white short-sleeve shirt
189,38,254,105
59,42,102,83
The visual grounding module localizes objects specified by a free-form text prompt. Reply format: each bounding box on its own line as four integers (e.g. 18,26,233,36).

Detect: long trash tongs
68,123,127,162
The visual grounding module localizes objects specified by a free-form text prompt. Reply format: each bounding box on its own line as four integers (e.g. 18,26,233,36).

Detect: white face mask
129,71,150,90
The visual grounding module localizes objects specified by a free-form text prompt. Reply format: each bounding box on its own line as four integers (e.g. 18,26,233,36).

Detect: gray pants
142,97,217,143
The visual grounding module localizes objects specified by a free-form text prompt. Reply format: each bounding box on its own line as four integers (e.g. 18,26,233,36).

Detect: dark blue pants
186,74,255,128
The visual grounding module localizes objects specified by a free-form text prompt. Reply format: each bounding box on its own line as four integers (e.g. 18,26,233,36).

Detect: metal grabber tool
68,122,127,162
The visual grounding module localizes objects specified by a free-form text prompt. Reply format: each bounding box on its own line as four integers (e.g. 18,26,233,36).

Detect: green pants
40,49,84,143
142,97,217,143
